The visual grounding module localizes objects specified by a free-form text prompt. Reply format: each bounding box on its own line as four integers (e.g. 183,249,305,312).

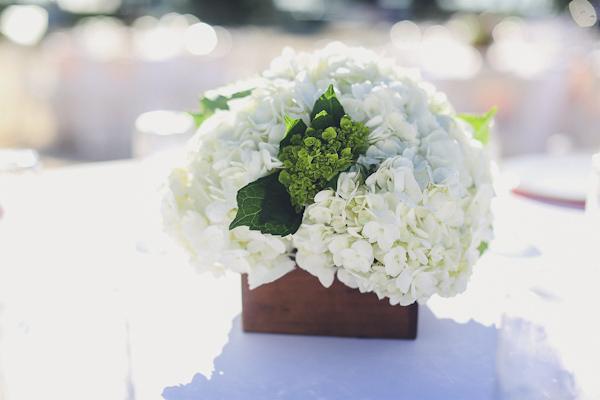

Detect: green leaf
457,107,497,145
477,241,488,256
323,173,339,191
229,171,304,236
188,111,209,129
189,89,253,128
311,110,335,132
337,161,352,172
279,116,308,156
310,84,345,126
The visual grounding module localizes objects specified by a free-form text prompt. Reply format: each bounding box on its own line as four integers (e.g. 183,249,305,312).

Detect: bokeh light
0,5,48,46
209,26,232,58
273,0,325,21
132,13,199,61
487,17,558,77
445,13,479,44
419,25,482,79
135,110,195,136
73,17,129,62
569,0,598,27
390,20,421,51
184,22,218,56
56,0,122,14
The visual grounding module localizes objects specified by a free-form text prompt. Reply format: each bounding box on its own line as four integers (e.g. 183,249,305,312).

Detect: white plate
500,154,593,206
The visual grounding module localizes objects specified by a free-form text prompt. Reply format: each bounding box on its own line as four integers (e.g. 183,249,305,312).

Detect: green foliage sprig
457,107,497,145
458,107,497,257
189,89,253,128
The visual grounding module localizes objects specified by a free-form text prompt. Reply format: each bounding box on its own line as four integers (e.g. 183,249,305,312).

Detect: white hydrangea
162,43,494,304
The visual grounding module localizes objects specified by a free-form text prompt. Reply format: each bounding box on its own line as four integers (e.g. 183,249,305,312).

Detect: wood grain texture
242,268,418,339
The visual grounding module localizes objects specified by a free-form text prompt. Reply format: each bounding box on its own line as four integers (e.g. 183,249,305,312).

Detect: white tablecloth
1,159,598,400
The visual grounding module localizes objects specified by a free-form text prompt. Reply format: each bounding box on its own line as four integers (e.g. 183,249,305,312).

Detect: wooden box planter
241,268,418,339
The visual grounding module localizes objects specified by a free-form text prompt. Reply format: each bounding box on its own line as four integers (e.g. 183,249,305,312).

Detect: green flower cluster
231,85,370,236
278,115,369,212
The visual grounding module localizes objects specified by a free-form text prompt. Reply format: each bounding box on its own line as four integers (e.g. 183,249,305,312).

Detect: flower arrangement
161,43,495,306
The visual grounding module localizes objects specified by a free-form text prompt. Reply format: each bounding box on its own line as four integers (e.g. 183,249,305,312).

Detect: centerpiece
161,43,495,339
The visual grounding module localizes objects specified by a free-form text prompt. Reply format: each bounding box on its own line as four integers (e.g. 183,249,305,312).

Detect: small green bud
298,148,309,158
340,115,352,130
322,127,337,140
284,160,294,169
279,170,292,186
304,137,318,147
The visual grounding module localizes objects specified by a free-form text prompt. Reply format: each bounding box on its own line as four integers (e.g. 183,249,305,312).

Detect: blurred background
0,0,598,165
